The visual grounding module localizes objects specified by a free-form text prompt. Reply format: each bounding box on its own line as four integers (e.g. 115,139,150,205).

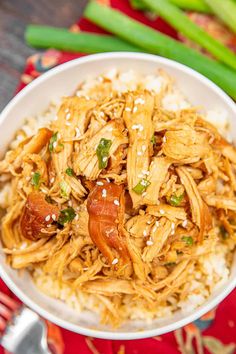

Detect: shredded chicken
123,91,155,208
162,127,210,163
177,167,212,242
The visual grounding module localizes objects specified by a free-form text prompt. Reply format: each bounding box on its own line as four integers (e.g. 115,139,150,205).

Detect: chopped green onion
57,143,64,151
169,193,184,206
205,0,236,35
58,207,76,225
49,132,58,153
66,167,74,176
96,138,112,169
60,180,70,199
25,25,141,53
84,1,236,99
220,226,229,240
132,179,151,194
182,236,194,245
31,172,41,189
151,134,156,145
141,0,236,71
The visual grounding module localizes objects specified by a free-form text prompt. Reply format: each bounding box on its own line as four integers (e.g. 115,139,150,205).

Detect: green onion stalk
84,1,236,99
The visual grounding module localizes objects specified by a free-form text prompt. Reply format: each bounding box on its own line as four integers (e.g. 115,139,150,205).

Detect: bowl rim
1,52,236,340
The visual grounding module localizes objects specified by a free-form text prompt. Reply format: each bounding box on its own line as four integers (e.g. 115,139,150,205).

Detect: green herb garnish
60,180,70,199
58,207,76,225
31,172,41,189
132,179,151,195
220,226,229,240
66,167,74,176
182,236,194,246
151,134,155,145
96,138,112,169
169,193,184,207
49,132,58,152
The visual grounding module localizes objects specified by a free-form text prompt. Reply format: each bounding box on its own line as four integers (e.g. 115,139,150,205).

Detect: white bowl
0,53,236,340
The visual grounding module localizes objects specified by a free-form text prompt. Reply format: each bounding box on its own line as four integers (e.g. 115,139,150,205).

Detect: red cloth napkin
2,1,236,353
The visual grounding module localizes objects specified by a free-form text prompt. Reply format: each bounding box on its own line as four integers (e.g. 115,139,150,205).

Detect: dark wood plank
0,0,88,111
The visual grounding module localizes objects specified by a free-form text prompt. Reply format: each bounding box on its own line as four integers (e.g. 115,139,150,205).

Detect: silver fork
0,291,52,354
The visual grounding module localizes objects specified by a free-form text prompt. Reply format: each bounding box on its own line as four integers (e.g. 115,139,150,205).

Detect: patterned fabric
3,1,236,353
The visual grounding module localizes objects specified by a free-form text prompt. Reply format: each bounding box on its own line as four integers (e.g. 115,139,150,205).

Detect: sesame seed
114,199,120,206
152,226,157,233
68,200,72,206
131,124,144,132
100,111,105,117
50,177,55,184
107,127,113,132
125,107,132,112
102,189,107,198
47,224,52,228
135,98,145,105
25,176,31,181
40,188,47,194
96,181,104,186
20,242,27,250
66,112,71,120
171,230,175,235
106,178,110,183
45,215,51,222
75,127,81,138
133,106,138,113
159,209,165,215
171,222,175,230
74,214,79,221
112,258,119,265
137,151,142,156
163,136,167,143
155,221,160,227
53,141,57,149
142,170,149,175
142,145,147,152
140,179,148,186
143,230,148,237
65,108,69,113
102,156,108,162
182,220,188,228
147,220,152,225
66,122,71,126
52,214,57,221
142,192,147,197
146,239,154,246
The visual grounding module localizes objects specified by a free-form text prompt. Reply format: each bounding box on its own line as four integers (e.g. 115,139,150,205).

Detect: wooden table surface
0,0,87,112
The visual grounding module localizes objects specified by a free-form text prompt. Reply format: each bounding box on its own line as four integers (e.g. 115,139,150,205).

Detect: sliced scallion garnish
132,178,151,195
96,138,112,169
